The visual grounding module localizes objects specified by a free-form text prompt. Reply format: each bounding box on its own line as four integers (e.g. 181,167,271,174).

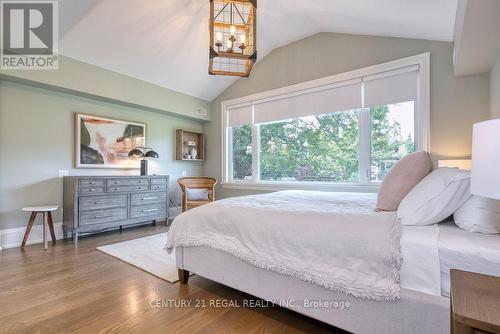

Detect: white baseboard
0,208,182,250
0,222,65,250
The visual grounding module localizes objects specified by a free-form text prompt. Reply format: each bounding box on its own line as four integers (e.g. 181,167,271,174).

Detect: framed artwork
76,113,146,168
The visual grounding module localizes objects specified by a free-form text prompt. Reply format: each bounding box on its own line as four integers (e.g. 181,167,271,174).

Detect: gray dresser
63,175,169,242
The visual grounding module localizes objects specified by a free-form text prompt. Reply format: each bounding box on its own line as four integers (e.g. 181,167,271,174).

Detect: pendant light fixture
209,0,257,77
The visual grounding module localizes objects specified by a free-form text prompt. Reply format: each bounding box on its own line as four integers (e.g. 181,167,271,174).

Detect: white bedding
438,221,500,296
166,191,402,301
166,190,500,300
400,225,441,296
400,220,500,297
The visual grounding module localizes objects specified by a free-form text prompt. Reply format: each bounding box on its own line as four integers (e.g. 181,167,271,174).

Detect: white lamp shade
471,118,500,200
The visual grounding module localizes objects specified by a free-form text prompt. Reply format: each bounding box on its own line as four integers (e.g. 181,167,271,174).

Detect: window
222,54,429,190
231,124,253,180
370,101,415,182
260,110,359,182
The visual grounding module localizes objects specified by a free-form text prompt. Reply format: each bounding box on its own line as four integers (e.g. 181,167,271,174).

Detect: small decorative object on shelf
190,147,198,159
176,129,205,161
128,147,159,175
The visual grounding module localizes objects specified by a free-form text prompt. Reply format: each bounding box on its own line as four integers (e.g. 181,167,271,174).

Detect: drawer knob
93,215,112,219
143,208,158,212
142,197,157,200
114,188,119,190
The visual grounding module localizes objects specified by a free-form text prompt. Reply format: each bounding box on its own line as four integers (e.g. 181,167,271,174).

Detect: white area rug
97,232,182,283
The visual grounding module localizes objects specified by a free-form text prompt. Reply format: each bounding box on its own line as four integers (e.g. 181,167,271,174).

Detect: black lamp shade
128,148,144,158
128,148,158,175
145,150,159,159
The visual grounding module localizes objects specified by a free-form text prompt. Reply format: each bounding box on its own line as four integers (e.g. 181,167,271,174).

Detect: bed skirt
175,246,449,334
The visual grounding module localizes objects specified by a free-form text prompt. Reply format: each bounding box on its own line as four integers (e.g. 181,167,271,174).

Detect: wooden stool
21,206,58,250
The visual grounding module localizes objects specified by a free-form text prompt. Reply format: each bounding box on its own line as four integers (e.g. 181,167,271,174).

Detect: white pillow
397,168,472,226
454,195,500,234
186,188,209,201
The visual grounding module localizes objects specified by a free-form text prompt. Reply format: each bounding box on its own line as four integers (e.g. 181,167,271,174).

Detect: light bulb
215,32,222,42
239,34,246,45
229,25,236,36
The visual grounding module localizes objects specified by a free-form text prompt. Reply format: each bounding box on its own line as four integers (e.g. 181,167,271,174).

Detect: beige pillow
376,151,432,211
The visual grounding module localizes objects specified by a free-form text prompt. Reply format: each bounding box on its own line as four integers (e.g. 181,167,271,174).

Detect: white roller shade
254,80,362,124
363,65,419,108
227,104,252,127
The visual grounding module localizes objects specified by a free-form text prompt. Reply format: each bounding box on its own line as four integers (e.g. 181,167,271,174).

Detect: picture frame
75,113,146,169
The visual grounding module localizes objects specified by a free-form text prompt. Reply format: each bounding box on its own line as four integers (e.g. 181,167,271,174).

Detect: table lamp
471,119,500,200
128,147,159,176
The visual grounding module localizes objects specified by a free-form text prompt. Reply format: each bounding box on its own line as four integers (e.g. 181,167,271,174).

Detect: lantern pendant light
209,0,257,77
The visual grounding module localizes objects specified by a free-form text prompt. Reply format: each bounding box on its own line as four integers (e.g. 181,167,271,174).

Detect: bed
166,191,500,334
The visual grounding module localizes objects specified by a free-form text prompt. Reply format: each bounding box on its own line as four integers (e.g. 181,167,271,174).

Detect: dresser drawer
131,204,166,219
79,179,104,188
107,178,149,188
131,192,167,205
79,195,127,211
151,178,167,185
107,185,149,193
150,184,167,191
79,207,127,227
79,187,105,195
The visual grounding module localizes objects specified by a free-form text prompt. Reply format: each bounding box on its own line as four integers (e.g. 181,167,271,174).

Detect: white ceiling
59,0,100,36
59,0,459,101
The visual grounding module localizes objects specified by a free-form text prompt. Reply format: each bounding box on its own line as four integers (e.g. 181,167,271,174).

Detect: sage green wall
491,57,500,118
0,55,211,122
205,32,491,199
0,80,204,230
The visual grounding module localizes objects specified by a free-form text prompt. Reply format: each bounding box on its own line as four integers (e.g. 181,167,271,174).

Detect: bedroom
1,0,500,333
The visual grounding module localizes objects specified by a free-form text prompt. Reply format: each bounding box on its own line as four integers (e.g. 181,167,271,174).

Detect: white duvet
166,190,402,301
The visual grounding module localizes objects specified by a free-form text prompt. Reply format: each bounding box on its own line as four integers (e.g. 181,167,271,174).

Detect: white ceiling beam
453,0,500,76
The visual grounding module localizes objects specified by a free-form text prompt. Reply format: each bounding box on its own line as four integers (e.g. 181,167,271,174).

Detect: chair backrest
177,177,218,211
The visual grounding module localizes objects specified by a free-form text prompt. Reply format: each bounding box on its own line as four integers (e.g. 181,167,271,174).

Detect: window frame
221,53,430,192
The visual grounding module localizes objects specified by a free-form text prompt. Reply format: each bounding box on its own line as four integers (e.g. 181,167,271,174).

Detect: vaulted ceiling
453,0,500,76
59,0,459,101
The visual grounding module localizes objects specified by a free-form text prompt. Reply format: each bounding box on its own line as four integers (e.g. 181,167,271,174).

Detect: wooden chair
177,177,217,212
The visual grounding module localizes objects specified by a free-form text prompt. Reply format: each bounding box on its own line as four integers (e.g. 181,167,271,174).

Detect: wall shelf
176,129,205,161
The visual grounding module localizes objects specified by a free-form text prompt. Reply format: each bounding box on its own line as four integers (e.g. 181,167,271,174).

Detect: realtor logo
1,1,58,69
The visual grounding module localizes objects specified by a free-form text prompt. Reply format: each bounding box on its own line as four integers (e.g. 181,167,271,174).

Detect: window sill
221,181,380,193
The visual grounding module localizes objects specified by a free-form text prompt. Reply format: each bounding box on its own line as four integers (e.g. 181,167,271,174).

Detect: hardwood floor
0,224,346,334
